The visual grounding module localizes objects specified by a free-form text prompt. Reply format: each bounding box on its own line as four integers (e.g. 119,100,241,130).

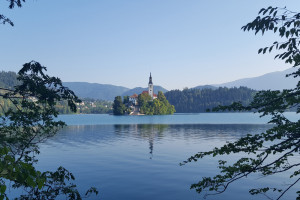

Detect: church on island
129,73,157,105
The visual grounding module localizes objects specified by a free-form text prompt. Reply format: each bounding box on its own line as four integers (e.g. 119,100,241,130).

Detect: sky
0,0,299,90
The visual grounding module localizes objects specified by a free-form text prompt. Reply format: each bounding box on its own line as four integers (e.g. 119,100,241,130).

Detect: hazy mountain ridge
63,82,130,101
193,85,217,90
1,68,297,101
63,82,168,101
213,68,297,90
121,86,168,97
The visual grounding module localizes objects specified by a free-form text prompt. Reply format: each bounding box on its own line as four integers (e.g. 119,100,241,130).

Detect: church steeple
148,73,154,99
149,73,153,84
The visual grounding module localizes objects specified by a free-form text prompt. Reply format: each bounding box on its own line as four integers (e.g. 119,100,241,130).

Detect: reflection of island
114,124,168,159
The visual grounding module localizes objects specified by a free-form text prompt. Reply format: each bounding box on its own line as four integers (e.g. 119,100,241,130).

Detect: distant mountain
212,68,298,90
193,68,298,90
63,82,129,101
193,85,217,90
121,86,168,97
63,82,168,101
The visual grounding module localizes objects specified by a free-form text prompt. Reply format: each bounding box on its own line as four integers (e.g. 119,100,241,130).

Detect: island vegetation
113,91,175,115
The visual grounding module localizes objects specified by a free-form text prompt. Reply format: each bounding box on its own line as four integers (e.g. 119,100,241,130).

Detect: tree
0,61,98,199
1,0,26,26
139,92,175,115
182,6,300,199
113,96,126,115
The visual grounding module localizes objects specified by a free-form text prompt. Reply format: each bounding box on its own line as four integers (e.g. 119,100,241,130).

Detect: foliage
182,6,300,199
0,71,113,115
138,93,152,107
113,96,127,115
139,92,175,115
1,0,26,26
0,61,98,199
56,98,113,114
165,87,255,113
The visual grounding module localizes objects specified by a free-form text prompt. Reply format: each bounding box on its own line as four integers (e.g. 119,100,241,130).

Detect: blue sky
0,1,298,90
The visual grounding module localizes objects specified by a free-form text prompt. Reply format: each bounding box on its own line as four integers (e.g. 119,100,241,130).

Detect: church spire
148,73,154,99
149,73,153,84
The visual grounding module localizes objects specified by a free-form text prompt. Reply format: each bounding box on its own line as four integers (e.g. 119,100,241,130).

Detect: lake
23,113,300,199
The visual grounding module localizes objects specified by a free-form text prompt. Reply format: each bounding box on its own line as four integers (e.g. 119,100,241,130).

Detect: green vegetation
165,87,255,113
183,6,300,199
57,98,112,114
0,61,98,199
139,91,175,115
113,96,127,115
0,71,20,89
113,92,175,115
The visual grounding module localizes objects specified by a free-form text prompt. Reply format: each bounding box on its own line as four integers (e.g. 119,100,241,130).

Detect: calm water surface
32,113,298,200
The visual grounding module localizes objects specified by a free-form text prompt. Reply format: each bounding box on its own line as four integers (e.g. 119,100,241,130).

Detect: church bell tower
148,73,154,99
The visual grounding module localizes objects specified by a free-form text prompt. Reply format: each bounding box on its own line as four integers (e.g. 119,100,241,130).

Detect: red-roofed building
129,94,138,105
128,73,157,106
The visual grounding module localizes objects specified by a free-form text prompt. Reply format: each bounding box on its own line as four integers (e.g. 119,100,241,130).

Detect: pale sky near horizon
0,1,299,90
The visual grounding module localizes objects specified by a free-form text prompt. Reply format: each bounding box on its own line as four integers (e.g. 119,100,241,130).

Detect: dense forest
164,87,256,113
0,71,20,89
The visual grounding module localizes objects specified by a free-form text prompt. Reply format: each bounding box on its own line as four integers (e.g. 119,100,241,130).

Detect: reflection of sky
32,124,298,200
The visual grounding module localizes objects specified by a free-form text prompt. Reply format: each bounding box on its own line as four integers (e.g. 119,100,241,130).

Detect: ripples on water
33,123,299,200
9,113,298,200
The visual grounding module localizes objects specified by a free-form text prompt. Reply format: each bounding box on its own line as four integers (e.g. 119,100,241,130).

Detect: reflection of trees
114,124,169,159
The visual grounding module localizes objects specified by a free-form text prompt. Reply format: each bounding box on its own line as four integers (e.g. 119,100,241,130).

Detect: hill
212,68,297,90
165,87,255,113
193,85,217,90
121,86,168,97
63,82,129,101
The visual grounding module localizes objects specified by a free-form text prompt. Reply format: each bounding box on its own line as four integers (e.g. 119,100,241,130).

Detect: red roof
130,94,138,98
141,91,157,97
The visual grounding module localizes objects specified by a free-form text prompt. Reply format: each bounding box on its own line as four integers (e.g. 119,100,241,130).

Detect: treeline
164,87,256,113
0,71,20,89
0,96,112,115
52,98,113,114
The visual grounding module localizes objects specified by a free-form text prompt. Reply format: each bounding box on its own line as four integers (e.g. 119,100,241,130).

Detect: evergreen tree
113,96,126,115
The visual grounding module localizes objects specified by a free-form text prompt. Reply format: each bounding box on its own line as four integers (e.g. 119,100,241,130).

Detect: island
113,73,175,115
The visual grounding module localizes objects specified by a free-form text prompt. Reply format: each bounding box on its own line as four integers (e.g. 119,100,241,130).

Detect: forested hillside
0,71,20,89
165,87,255,113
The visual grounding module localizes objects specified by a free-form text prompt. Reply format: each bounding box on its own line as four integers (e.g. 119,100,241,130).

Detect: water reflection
46,124,273,159
114,124,169,159
38,123,278,200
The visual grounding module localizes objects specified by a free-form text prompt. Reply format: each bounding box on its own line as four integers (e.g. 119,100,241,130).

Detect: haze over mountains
208,68,297,90
63,82,167,101
1,68,296,101
63,68,297,101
